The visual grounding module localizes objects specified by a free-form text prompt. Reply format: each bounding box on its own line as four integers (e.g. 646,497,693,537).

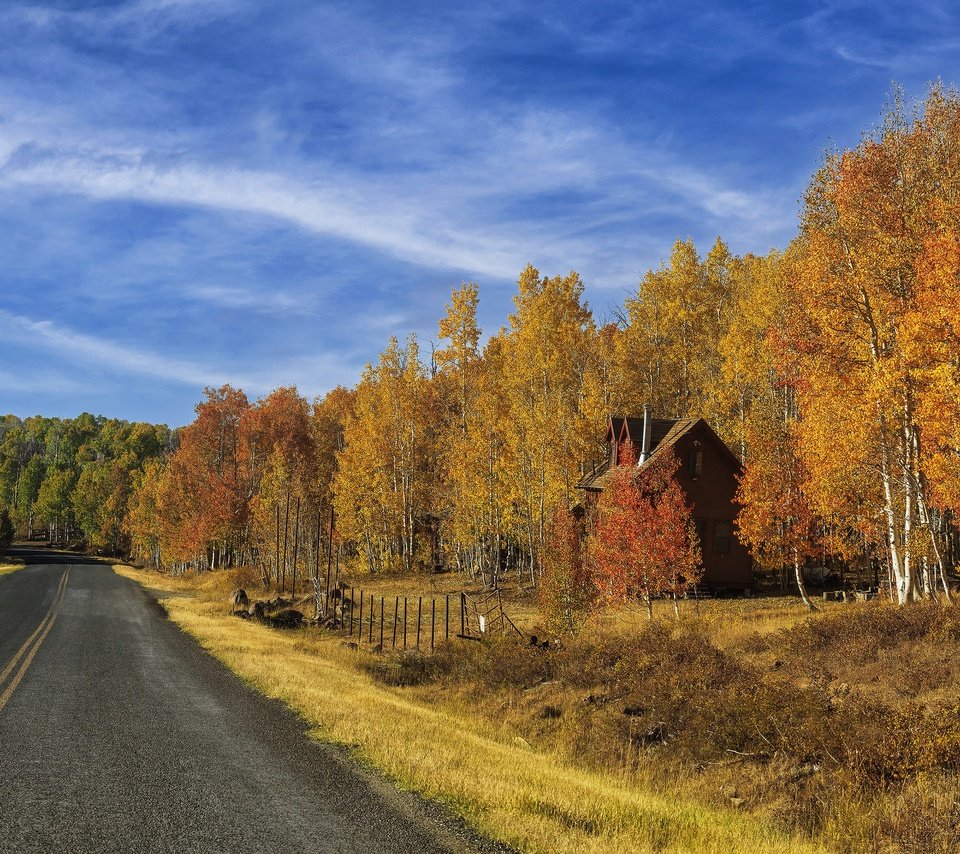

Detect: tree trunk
793,549,817,611
878,414,908,603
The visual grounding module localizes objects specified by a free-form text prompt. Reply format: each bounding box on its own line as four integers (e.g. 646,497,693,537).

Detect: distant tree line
0,414,172,554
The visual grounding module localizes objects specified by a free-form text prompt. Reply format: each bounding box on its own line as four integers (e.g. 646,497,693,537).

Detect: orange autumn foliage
592,443,701,617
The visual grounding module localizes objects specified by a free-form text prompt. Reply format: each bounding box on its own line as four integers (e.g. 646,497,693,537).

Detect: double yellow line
0,567,69,712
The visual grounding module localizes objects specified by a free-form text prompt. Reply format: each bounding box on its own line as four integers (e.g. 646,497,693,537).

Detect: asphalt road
0,549,504,854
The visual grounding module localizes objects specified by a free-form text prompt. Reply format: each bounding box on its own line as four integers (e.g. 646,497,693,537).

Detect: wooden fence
325,588,522,651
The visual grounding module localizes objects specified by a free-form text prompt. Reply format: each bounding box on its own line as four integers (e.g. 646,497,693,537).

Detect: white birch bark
793,548,817,611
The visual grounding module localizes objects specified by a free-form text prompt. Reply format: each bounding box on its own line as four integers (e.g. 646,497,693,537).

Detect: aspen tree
621,238,733,419
436,283,481,432
737,416,819,609
435,284,497,582
712,252,782,461
153,386,250,568
308,386,354,574
126,459,165,567
500,265,596,582
243,386,314,580
790,86,960,603
333,336,437,573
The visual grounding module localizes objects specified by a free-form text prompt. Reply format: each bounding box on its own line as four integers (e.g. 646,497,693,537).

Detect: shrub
539,507,593,635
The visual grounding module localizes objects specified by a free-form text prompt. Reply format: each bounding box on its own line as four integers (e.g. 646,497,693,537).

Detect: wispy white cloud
0,368,83,395
833,44,894,69
3,0,247,38
0,309,369,401
0,106,792,288
0,139,524,278
187,285,304,314
0,0,799,288
0,309,246,389
795,0,960,73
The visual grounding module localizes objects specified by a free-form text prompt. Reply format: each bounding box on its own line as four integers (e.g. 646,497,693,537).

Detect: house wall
671,424,753,590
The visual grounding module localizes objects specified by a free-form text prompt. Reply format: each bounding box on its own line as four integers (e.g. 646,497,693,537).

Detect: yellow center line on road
0,568,70,713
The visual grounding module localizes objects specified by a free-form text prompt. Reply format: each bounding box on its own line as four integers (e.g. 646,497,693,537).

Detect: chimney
639,404,652,464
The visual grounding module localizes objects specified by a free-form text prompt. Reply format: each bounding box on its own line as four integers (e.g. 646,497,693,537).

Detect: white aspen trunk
939,559,954,604
525,512,535,586
878,428,907,603
363,533,375,574
902,420,916,602
922,557,935,601
929,520,950,602
493,516,502,590
886,548,895,601
739,388,747,464
793,548,816,611
486,433,496,584
536,449,546,586
912,430,951,604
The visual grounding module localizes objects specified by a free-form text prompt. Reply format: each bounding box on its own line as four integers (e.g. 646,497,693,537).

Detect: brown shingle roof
576,457,611,490
577,415,701,491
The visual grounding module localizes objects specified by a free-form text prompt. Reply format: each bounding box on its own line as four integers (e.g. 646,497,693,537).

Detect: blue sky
0,0,956,426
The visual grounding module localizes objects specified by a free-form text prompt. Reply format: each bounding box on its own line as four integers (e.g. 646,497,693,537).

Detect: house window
687,446,703,478
714,520,731,555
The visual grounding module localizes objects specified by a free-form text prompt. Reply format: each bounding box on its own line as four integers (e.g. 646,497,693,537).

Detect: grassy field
286,566,829,651
113,563,822,854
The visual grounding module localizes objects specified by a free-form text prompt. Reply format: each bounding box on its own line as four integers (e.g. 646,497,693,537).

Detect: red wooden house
577,407,753,592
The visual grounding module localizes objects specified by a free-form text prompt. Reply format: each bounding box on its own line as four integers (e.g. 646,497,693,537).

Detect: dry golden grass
319,567,850,647
409,594,960,853
294,570,829,648
0,559,25,576
113,563,822,854
686,596,844,647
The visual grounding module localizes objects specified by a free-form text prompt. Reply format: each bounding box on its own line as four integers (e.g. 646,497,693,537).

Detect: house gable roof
577,415,740,491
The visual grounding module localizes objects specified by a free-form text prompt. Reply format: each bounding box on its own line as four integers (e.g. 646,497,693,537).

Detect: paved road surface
0,549,502,853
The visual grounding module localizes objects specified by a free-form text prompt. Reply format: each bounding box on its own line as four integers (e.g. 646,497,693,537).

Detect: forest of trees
0,413,172,552
112,242,749,585
3,88,958,609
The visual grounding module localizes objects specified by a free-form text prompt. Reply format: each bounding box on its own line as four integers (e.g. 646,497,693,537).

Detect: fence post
460,592,466,637
392,596,399,649
368,593,374,644
445,594,449,642
324,505,334,613
349,587,355,637
380,597,385,649
358,591,364,644
416,596,422,649
291,497,300,597
431,598,436,653
403,598,408,649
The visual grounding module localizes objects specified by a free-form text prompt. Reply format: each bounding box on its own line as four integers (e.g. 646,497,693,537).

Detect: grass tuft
0,558,25,577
